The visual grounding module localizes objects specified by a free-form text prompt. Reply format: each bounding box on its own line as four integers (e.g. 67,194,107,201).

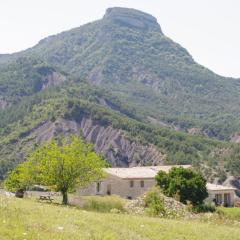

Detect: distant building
78,165,235,206
205,183,235,207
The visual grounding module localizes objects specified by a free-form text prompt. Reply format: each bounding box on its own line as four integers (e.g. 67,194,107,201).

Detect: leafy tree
156,167,208,205
4,161,32,193
5,136,106,204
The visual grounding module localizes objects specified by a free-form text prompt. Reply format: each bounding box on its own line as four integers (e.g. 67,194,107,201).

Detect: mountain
27,7,240,140
0,7,240,180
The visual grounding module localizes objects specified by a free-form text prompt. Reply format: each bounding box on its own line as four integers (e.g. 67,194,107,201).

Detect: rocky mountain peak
103,7,162,32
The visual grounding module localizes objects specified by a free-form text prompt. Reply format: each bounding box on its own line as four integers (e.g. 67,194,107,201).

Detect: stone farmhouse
78,165,235,206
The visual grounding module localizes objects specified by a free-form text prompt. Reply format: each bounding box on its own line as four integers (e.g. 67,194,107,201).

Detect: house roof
104,165,191,179
206,183,236,191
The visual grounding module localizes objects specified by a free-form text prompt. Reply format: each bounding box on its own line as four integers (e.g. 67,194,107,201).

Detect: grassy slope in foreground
1,196,240,240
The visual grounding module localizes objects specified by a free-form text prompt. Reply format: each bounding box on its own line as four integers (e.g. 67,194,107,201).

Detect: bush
156,167,208,206
82,195,126,213
192,203,216,213
144,187,165,216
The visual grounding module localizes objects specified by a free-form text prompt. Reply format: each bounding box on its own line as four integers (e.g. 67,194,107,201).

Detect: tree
155,167,208,205
5,136,106,204
4,161,32,194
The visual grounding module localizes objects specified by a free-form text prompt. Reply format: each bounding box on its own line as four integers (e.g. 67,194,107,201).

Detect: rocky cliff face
231,133,240,143
0,98,8,110
41,71,67,90
28,117,165,167
103,7,162,32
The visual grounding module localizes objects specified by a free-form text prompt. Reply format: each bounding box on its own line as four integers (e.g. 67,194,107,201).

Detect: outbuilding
205,183,235,207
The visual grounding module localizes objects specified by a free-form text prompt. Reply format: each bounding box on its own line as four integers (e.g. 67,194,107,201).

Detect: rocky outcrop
187,127,202,135
104,7,162,32
0,98,8,110
28,117,165,167
230,133,240,143
41,71,67,89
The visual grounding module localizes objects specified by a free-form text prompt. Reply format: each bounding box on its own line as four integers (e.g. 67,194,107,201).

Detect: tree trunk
62,190,68,205
15,189,24,198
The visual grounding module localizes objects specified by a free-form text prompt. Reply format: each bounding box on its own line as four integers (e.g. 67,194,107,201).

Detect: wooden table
39,195,54,202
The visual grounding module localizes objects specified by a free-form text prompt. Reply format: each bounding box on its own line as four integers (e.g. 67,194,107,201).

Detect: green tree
5,136,106,204
4,161,32,193
155,167,208,205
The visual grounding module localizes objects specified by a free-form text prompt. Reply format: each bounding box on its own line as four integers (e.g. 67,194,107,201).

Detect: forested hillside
0,7,240,180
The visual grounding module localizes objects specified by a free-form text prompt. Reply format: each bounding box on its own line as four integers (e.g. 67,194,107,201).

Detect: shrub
144,187,165,216
156,167,208,206
82,195,126,213
192,203,216,213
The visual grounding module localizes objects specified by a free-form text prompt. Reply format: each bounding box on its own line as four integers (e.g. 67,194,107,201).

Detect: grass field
218,207,240,221
1,196,240,240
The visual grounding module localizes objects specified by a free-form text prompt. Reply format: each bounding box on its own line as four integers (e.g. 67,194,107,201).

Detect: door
224,193,230,207
107,184,111,195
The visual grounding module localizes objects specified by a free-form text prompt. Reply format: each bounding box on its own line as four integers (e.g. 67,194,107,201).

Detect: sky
0,0,239,78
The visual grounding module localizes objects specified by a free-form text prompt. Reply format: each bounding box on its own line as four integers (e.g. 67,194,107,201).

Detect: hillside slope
1,81,238,180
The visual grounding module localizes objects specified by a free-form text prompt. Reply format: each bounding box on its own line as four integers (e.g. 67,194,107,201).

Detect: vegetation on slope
23,7,240,140
0,56,67,102
0,81,239,181
1,8,240,140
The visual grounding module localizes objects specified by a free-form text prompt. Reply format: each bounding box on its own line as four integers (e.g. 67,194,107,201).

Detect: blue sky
1,0,239,78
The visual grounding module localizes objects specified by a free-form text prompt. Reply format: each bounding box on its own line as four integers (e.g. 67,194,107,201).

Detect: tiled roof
104,165,191,179
206,183,236,191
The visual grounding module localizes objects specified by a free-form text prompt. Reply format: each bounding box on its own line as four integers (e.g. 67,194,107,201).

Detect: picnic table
38,195,54,202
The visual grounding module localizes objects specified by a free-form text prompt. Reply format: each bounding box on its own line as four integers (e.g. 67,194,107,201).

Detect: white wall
77,175,156,199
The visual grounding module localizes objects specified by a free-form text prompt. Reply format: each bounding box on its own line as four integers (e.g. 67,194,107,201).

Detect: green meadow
1,195,240,240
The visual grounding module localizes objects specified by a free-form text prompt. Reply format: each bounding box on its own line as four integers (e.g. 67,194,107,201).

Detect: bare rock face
104,7,162,32
88,66,104,85
0,98,8,110
29,117,165,167
230,133,240,143
41,71,67,89
187,127,201,135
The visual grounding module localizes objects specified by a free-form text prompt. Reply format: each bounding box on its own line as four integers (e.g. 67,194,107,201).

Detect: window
130,180,134,188
140,180,144,188
96,182,101,193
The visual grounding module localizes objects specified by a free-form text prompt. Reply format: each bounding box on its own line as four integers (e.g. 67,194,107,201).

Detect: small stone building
78,165,191,199
205,183,235,207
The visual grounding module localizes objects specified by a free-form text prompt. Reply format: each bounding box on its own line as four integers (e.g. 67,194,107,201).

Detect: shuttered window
130,180,134,188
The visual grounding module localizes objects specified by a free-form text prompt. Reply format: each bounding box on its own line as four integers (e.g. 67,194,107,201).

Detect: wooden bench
38,195,54,202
